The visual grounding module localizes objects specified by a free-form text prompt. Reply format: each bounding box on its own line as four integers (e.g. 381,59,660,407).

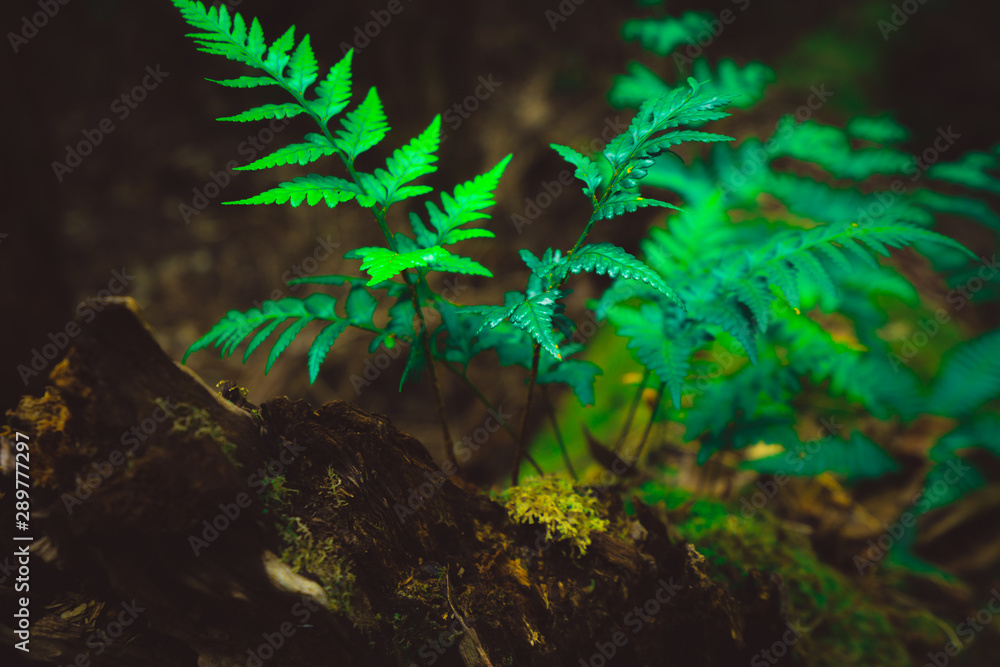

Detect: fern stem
566,218,598,263
406,280,456,467
441,361,543,476
283,86,457,462
541,386,576,481
614,368,650,454
633,381,665,464
512,344,542,486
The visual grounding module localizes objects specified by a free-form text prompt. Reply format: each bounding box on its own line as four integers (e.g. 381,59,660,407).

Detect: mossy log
2,297,788,666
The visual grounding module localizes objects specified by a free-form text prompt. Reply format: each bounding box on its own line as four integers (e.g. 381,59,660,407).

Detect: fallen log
1,297,787,666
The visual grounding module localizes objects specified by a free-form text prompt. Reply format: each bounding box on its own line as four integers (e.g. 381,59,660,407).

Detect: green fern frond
602,85,732,193
306,320,350,383
742,431,899,481
171,0,267,68
182,293,347,378
558,243,682,307
606,302,698,407
218,103,305,123
931,414,1000,462
311,50,354,124
225,174,369,207
550,144,603,199
207,75,279,88
699,299,759,364
755,222,973,306
690,59,775,108
286,33,318,94
928,329,1000,417
262,25,296,74
468,290,566,360
367,115,442,209
591,192,678,221
912,458,985,515
345,246,492,286
419,154,512,246
621,12,712,57
334,87,389,161
846,114,909,144
537,359,604,406
768,118,913,180
609,58,771,113
927,146,1000,194
236,133,336,171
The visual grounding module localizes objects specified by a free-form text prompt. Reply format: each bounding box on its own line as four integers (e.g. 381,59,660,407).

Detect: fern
174,0,996,512
465,290,567,361
741,430,899,481
928,329,1000,417
182,292,366,381
345,246,492,287
334,87,389,161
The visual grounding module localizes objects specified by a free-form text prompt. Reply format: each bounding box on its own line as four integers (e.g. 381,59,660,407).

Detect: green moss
164,398,240,466
325,466,348,508
278,516,355,614
500,476,610,556
629,481,951,667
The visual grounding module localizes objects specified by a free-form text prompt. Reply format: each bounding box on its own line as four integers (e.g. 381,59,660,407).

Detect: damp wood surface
1,297,787,666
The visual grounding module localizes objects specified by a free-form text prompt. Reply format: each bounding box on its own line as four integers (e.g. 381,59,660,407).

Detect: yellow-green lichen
500,476,609,556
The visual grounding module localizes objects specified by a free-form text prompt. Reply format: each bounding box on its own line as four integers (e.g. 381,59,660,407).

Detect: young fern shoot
462,79,736,484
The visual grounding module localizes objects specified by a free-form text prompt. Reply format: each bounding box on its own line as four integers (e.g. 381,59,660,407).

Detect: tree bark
2,297,787,666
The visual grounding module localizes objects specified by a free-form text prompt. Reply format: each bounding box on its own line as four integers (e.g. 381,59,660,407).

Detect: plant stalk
441,361,544,476
614,368,650,454
542,385,576,480
512,344,542,486
633,381,665,464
